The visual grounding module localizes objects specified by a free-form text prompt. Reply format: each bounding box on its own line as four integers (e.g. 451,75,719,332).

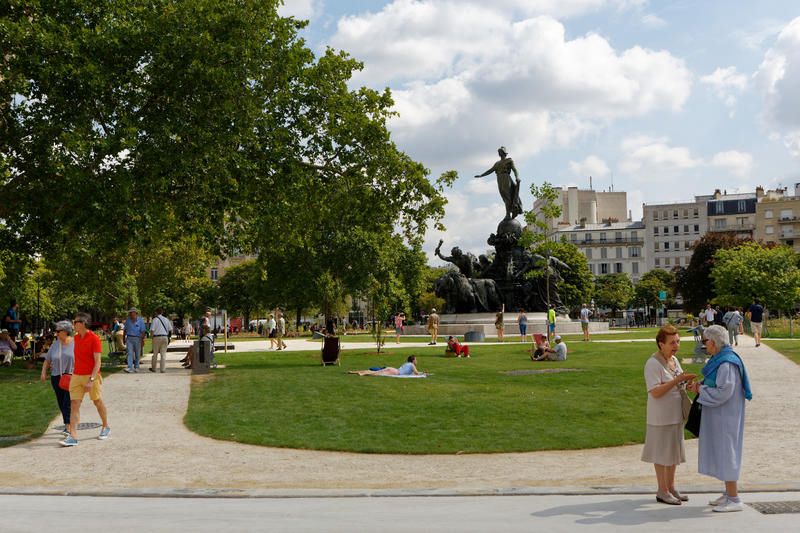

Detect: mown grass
0,361,60,447
185,340,704,454
762,339,800,365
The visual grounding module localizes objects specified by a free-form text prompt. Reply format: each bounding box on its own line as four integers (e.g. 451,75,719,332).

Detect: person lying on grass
348,355,427,376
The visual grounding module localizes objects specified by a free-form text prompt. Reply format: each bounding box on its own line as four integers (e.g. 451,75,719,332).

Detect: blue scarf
702,345,753,400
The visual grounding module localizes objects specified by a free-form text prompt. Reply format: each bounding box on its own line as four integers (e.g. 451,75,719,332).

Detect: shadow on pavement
531,498,711,526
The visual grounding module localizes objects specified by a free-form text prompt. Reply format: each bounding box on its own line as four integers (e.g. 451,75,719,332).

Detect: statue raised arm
474,146,523,220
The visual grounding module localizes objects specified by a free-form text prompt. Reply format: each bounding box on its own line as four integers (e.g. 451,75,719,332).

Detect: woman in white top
40,321,75,436
641,325,696,505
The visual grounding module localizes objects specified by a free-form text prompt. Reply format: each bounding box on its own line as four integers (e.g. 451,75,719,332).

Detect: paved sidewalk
0,335,797,495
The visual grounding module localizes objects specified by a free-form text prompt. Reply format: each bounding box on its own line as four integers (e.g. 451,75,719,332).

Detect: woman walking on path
687,324,753,513
40,321,75,436
641,325,696,505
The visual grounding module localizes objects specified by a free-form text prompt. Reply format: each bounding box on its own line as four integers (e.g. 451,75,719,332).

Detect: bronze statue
474,146,523,220
435,240,481,278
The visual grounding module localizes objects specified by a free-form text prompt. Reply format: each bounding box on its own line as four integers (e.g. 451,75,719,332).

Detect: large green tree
712,242,800,313
594,273,634,315
674,232,749,312
528,240,593,310
634,269,675,310
2,1,448,322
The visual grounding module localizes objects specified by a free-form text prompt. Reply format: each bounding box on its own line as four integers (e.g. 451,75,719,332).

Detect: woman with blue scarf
687,325,753,513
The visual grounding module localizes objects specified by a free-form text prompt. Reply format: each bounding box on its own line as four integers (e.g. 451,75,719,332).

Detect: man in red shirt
61,312,110,446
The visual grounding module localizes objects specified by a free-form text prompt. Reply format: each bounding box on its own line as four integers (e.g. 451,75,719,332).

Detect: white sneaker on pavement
709,493,728,506
712,499,743,513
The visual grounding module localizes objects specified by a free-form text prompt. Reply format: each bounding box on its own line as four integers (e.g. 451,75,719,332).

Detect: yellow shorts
751,322,763,334
69,373,103,401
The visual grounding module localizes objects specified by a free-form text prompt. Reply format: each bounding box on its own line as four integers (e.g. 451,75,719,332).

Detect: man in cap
61,312,110,446
149,307,173,373
123,307,146,373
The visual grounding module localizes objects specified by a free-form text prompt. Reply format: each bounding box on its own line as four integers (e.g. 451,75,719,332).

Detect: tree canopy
712,242,800,312
1,1,450,321
528,240,593,310
594,273,634,314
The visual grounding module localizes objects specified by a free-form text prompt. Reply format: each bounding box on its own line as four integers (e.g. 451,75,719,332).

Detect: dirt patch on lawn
503,368,585,376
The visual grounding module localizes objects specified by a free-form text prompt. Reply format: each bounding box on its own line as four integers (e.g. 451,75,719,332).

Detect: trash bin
192,339,212,375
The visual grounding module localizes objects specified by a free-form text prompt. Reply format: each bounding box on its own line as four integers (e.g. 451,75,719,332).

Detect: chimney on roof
579,217,586,228
713,189,722,199
756,185,765,199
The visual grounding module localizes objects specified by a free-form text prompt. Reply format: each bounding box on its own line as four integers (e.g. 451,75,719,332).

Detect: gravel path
1,335,796,493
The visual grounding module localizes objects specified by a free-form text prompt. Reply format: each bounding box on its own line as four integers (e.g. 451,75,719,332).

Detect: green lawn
762,340,800,365
185,342,704,454
0,362,61,447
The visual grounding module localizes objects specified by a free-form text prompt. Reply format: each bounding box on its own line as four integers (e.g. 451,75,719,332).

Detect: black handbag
685,396,702,437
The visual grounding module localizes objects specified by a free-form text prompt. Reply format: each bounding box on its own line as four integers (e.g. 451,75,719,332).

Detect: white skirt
641,423,686,465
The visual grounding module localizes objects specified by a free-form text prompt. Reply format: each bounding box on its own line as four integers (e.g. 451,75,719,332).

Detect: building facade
643,199,706,272
706,189,757,239
755,186,800,251
553,220,646,283
532,187,628,234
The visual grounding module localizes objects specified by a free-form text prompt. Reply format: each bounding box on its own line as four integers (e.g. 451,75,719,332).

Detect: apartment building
706,189,757,239
755,185,800,251
643,199,706,272
554,220,646,282
532,186,628,234
207,254,257,282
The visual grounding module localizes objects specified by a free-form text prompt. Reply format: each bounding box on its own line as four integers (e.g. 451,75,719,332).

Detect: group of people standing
700,298,764,347
642,324,752,511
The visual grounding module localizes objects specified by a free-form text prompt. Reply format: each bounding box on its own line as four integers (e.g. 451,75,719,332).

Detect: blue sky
280,1,800,259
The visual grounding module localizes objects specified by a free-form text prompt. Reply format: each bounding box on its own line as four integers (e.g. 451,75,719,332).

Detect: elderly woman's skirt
641,423,686,465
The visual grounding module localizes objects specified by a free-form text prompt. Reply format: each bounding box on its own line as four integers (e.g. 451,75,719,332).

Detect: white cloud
641,13,666,29
710,150,754,177
619,135,701,175
569,155,610,178
701,66,748,115
755,17,800,157
732,19,787,50
278,0,320,20
425,192,505,261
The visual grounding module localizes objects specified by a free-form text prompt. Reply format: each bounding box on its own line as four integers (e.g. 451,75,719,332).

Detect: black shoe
148,368,155,372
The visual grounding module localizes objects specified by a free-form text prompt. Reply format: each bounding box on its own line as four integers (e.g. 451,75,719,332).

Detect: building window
738,199,746,212
664,226,669,234
654,227,659,235
585,233,592,242
665,242,670,250
663,210,669,219
629,247,641,257
684,241,691,250
589,264,595,274
780,209,793,220
599,232,607,242
665,257,671,266
654,242,660,251
653,211,659,220
683,224,689,233
766,225,774,235
570,233,577,242
601,263,609,274
616,247,623,259
673,225,679,233
714,219,726,229
675,241,680,250
683,208,689,218
632,262,639,274
210,268,219,281
693,208,699,217
673,210,679,219
615,262,623,273
586,248,593,259
655,258,660,266
631,231,638,240
765,209,773,219
615,231,623,242
715,201,724,214
694,224,699,233
601,247,608,259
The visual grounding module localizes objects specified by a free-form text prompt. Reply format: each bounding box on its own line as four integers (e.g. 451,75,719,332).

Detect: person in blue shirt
123,307,146,373
746,298,764,347
348,356,426,376
4,299,22,340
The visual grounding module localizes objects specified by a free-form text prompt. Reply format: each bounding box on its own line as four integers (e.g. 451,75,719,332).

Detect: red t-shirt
73,330,102,375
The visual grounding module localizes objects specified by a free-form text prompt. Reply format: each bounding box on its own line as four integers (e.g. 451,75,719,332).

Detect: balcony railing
708,223,755,233
572,237,644,246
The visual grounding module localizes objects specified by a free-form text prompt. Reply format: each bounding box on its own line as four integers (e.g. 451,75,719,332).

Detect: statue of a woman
474,146,523,220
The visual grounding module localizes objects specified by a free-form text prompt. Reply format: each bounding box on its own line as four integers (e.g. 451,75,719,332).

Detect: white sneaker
712,499,743,513
709,493,728,506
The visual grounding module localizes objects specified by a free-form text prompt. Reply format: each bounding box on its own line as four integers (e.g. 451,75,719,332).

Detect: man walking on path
149,307,172,373
580,303,592,341
275,311,288,350
427,308,440,345
747,298,765,347
124,307,146,373
61,312,110,446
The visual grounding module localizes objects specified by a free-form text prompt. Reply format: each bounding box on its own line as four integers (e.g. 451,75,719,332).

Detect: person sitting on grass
0,329,17,366
530,336,550,361
447,336,470,358
348,355,426,376
532,335,567,361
